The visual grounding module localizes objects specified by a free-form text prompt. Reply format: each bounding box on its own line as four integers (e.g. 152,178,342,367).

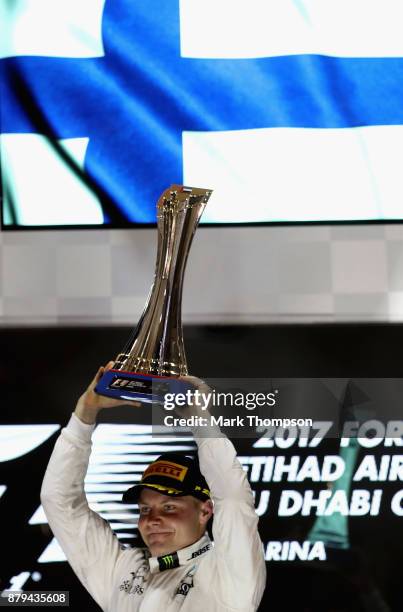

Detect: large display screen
2,1,403,228
2,403,403,610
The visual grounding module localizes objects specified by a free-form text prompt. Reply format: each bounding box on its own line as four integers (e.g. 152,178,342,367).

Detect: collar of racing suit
148,534,212,574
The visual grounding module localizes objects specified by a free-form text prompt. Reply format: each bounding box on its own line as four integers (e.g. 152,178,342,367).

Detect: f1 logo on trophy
95,185,212,404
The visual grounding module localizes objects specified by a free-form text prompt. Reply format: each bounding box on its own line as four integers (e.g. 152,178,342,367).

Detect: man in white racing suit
41,364,266,611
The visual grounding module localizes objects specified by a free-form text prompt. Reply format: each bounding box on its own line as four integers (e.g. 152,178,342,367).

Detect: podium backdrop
1,324,403,611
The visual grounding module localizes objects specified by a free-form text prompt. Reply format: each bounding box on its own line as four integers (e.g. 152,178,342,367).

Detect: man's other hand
175,375,213,417
75,362,141,424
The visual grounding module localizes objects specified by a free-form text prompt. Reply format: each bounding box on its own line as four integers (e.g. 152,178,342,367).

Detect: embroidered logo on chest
175,566,196,598
119,565,148,597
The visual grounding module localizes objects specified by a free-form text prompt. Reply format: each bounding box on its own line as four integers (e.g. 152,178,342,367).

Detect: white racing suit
41,414,266,611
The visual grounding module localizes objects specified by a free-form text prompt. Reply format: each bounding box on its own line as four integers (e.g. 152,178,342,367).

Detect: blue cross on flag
2,0,403,227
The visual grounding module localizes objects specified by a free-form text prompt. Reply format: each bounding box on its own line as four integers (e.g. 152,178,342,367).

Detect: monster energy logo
163,555,174,568
158,552,179,571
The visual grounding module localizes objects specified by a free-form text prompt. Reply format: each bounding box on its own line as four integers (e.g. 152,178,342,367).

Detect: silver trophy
95,185,212,403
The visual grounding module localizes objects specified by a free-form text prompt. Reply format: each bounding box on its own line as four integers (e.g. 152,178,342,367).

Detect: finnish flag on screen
2,0,403,226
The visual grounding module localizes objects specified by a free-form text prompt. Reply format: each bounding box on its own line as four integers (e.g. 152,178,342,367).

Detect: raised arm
40,364,140,611
181,377,267,611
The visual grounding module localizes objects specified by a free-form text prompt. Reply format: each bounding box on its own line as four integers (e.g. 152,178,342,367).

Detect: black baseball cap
122,453,211,503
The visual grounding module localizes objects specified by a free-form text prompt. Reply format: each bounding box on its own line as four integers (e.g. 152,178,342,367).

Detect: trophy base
94,369,194,404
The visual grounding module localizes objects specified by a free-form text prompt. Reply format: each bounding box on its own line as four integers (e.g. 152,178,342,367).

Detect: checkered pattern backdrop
1,224,403,325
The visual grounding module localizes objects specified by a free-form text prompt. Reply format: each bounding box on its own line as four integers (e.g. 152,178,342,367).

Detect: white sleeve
40,414,125,611
192,425,267,610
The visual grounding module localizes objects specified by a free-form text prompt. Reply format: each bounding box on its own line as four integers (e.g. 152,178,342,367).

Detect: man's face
138,488,212,557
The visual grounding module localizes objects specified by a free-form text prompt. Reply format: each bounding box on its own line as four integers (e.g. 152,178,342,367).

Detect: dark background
1,324,403,611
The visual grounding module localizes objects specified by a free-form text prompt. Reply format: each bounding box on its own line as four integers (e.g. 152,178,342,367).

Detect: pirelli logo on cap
143,461,188,482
